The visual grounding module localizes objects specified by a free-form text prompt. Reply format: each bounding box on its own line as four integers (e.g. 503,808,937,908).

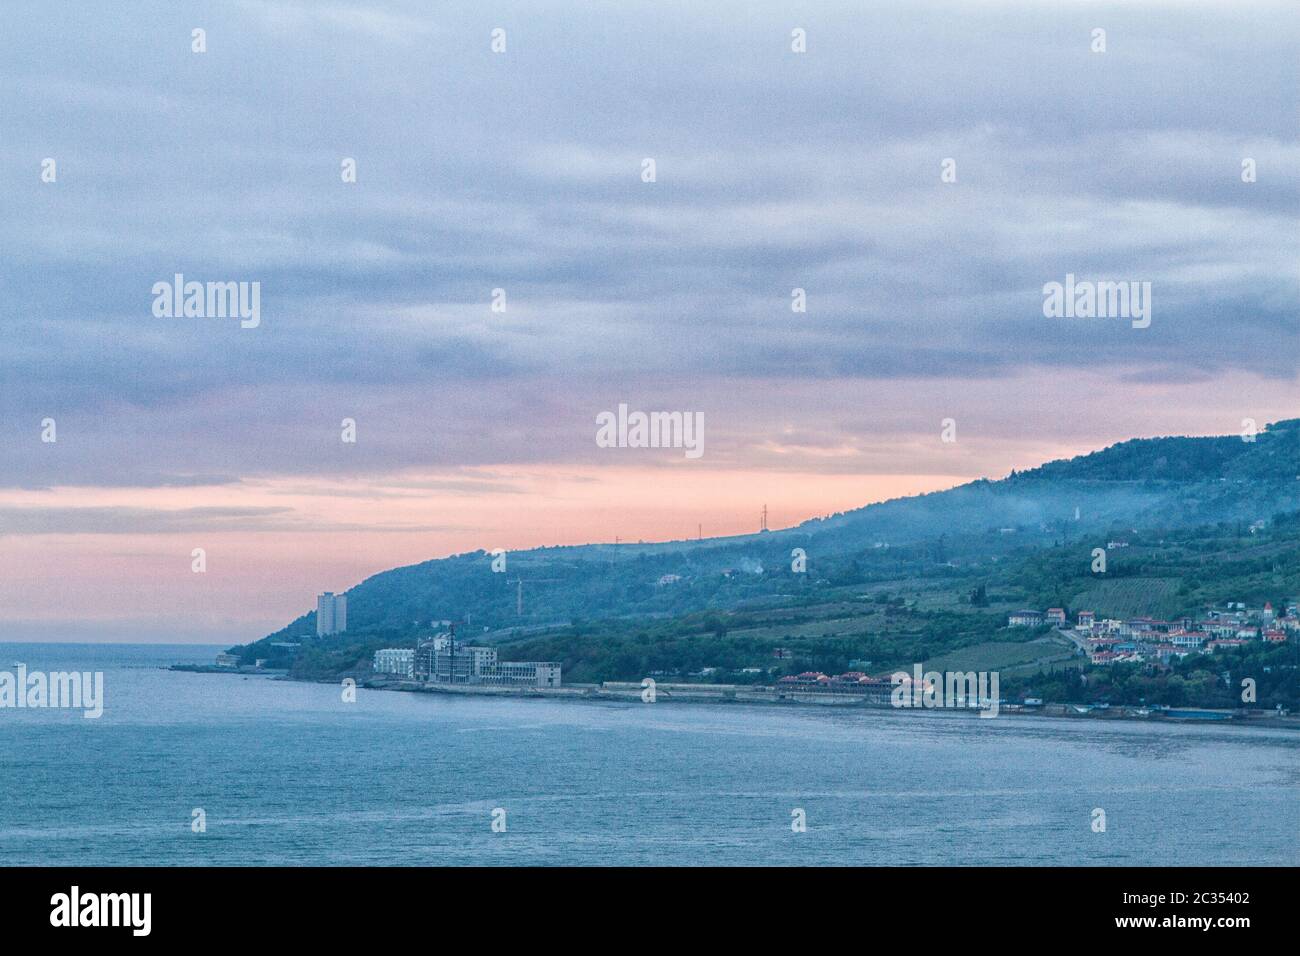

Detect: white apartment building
373,648,415,678
317,592,348,636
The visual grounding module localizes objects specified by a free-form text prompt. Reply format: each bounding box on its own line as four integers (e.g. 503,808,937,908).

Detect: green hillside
234,419,1300,710
247,418,1299,646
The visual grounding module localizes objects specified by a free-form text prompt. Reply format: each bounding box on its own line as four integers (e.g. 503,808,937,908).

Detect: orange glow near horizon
0,466,968,640
3,367,1296,642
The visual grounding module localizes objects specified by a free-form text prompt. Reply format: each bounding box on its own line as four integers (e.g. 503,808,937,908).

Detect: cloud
0,505,295,535
0,0,1295,492
0,504,461,535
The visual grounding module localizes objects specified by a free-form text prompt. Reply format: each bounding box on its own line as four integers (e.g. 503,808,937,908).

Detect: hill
241,418,1300,657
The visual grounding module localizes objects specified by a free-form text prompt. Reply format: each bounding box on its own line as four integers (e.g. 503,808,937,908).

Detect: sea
1,642,1296,866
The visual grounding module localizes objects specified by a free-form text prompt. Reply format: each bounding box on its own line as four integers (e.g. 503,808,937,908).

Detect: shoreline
168,664,1300,729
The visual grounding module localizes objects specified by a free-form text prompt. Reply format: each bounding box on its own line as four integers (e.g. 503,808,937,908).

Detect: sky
0,1,1296,642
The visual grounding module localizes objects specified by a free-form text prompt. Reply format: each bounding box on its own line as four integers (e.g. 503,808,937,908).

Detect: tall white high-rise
316,592,348,636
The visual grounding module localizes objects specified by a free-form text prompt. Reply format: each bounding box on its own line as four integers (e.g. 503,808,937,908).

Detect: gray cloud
0,505,463,535
0,505,296,535
0,0,1296,489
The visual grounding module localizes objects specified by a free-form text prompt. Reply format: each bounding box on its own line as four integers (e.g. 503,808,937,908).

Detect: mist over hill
794,417,1300,550
249,419,1300,653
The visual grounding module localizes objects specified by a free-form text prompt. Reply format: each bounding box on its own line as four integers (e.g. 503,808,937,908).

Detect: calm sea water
1,642,1296,866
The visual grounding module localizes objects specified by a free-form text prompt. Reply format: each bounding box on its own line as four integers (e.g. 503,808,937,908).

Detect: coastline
168,664,1300,729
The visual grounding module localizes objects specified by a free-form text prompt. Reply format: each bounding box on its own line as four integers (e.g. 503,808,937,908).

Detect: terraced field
1067,577,1185,618
726,614,878,642
921,635,1079,674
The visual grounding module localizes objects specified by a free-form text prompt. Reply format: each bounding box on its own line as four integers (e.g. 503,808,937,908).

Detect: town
1009,601,1296,665
361,600,1297,712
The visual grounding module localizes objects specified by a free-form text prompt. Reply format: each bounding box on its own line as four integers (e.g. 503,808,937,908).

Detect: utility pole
507,577,560,616
446,621,455,684
761,504,768,532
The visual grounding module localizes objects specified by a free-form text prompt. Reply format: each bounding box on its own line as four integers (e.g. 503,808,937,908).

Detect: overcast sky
1,1,1296,641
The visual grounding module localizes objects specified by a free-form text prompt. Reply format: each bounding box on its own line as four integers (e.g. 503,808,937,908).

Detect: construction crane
506,577,560,616
414,620,462,683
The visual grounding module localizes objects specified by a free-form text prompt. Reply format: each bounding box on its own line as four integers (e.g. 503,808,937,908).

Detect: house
1199,620,1236,638
1009,610,1045,627
1077,610,1095,629
1168,630,1207,650
1207,638,1246,652
778,672,830,686
1046,608,1067,626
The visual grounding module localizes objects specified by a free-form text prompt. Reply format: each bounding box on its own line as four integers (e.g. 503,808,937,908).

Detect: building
484,661,562,688
1168,630,1207,650
1009,610,1044,627
316,592,348,636
411,632,560,687
215,653,240,668
1206,638,1246,652
1086,636,1121,650
775,672,893,703
414,637,495,683
778,671,832,688
1077,610,1095,629
372,648,415,678
1046,608,1067,626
